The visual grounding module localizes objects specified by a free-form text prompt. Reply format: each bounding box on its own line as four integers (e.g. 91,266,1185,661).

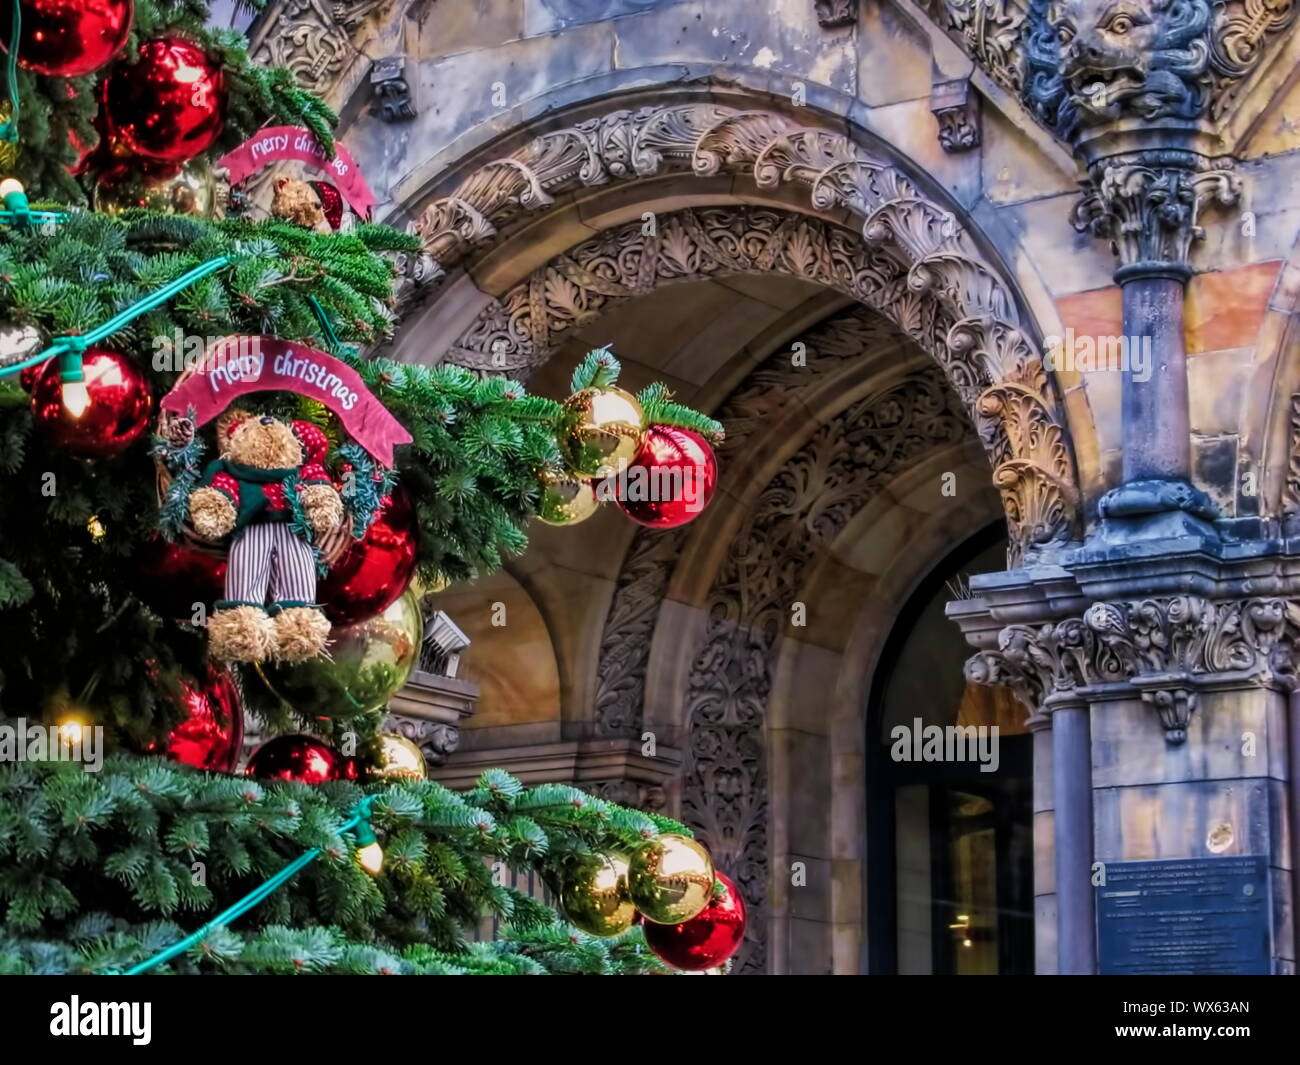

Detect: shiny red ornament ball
612,425,718,529
30,347,152,459
102,37,225,164
246,735,357,785
133,536,227,620
164,665,243,773
643,871,746,971
0,0,133,78
310,181,345,230
319,486,418,626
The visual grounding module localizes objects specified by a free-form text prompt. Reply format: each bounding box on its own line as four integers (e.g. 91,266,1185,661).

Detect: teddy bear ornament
187,413,344,663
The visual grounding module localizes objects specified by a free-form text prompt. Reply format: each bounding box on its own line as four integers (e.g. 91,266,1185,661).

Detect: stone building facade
249,0,1300,973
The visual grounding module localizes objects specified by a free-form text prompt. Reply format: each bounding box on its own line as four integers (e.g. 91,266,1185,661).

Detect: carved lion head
1045,0,1211,125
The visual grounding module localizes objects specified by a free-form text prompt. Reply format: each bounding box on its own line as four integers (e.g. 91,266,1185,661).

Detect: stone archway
397,100,1085,563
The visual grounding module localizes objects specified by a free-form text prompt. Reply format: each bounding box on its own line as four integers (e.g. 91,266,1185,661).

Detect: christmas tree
0,0,741,975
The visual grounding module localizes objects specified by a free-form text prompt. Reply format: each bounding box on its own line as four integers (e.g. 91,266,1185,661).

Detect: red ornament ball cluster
643,871,746,971
1,0,133,78
612,425,718,530
102,37,225,166
29,347,152,459
246,734,358,785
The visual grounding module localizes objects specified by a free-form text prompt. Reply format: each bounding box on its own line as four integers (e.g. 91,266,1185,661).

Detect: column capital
1072,149,1241,280
965,594,1300,742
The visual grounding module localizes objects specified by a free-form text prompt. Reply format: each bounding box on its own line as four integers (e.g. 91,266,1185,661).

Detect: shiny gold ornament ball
94,160,217,217
371,733,427,781
562,853,637,937
628,834,715,925
538,467,599,526
560,386,645,478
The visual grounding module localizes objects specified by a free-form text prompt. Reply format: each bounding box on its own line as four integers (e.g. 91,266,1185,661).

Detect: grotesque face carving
1045,0,1211,126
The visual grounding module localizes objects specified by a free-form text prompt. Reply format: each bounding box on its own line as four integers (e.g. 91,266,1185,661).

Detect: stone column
1072,148,1239,541
1049,697,1095,974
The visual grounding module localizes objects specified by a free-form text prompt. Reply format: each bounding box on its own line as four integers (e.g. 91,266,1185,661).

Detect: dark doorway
865,526,1034,974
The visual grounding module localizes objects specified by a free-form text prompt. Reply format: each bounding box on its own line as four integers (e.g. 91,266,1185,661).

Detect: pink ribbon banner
161,337,412,466
217,126,377,219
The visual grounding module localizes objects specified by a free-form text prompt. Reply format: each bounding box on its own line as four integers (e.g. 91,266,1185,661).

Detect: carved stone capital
1071,150,1241,277
931,77,981,152
382,712,461,766
815,0,858,27
371,55,416,122
586,779,667,811
965,595,1299,742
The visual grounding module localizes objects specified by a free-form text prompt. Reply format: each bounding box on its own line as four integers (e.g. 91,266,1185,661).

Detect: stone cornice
964,594,1300,741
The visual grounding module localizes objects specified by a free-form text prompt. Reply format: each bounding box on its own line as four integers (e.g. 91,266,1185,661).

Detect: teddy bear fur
271,177,331,234
189,415,344,664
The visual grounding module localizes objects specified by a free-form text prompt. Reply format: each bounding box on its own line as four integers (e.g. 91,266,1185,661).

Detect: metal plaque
1096,855,1271,975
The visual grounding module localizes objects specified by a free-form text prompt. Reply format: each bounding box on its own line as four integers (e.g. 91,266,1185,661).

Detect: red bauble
30,347,152,459
310,181,345,230
163,665,243,772
0,0,133,78
102,37,224,164
613,426,718,529
246,734,358,785
643,871,746,971
133,536,227,620
319,487,418,626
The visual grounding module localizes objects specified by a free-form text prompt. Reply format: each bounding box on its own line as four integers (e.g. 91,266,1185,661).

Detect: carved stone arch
441,201,1070,561
395,99,1084,560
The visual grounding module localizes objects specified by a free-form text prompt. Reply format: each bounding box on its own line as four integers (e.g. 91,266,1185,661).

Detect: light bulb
62,380,91,418
57,718,86,747
87,515,106,542
0,178,25,199
357,841,384,875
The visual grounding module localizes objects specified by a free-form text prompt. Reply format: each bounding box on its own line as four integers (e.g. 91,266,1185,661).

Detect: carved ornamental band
966,596,1299,742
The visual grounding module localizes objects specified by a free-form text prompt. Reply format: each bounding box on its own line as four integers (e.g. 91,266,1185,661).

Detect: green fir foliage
0,759,677,975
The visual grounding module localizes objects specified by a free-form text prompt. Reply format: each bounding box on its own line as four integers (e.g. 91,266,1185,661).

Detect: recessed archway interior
418,224,1010,971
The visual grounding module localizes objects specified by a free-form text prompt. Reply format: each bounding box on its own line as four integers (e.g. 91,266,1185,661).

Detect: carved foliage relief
684,369,967,972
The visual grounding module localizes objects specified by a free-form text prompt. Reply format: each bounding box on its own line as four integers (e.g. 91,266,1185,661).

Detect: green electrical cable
0,255,232,380
0,0,20,145
111,796,378,976
308,295,346,354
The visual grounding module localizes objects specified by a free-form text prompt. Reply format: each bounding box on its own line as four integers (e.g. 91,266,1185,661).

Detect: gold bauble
372,733,427,781
93,160,217,217
560,386,645,478
628,834,715,925
538,468,599,526
258,588,422,721
562,853,636,937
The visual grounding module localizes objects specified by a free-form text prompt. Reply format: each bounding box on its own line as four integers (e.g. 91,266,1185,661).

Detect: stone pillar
1072,149,1239,541
1049,697,1095,974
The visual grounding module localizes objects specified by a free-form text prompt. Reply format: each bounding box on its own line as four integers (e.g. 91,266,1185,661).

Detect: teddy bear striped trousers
224,522,318,609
